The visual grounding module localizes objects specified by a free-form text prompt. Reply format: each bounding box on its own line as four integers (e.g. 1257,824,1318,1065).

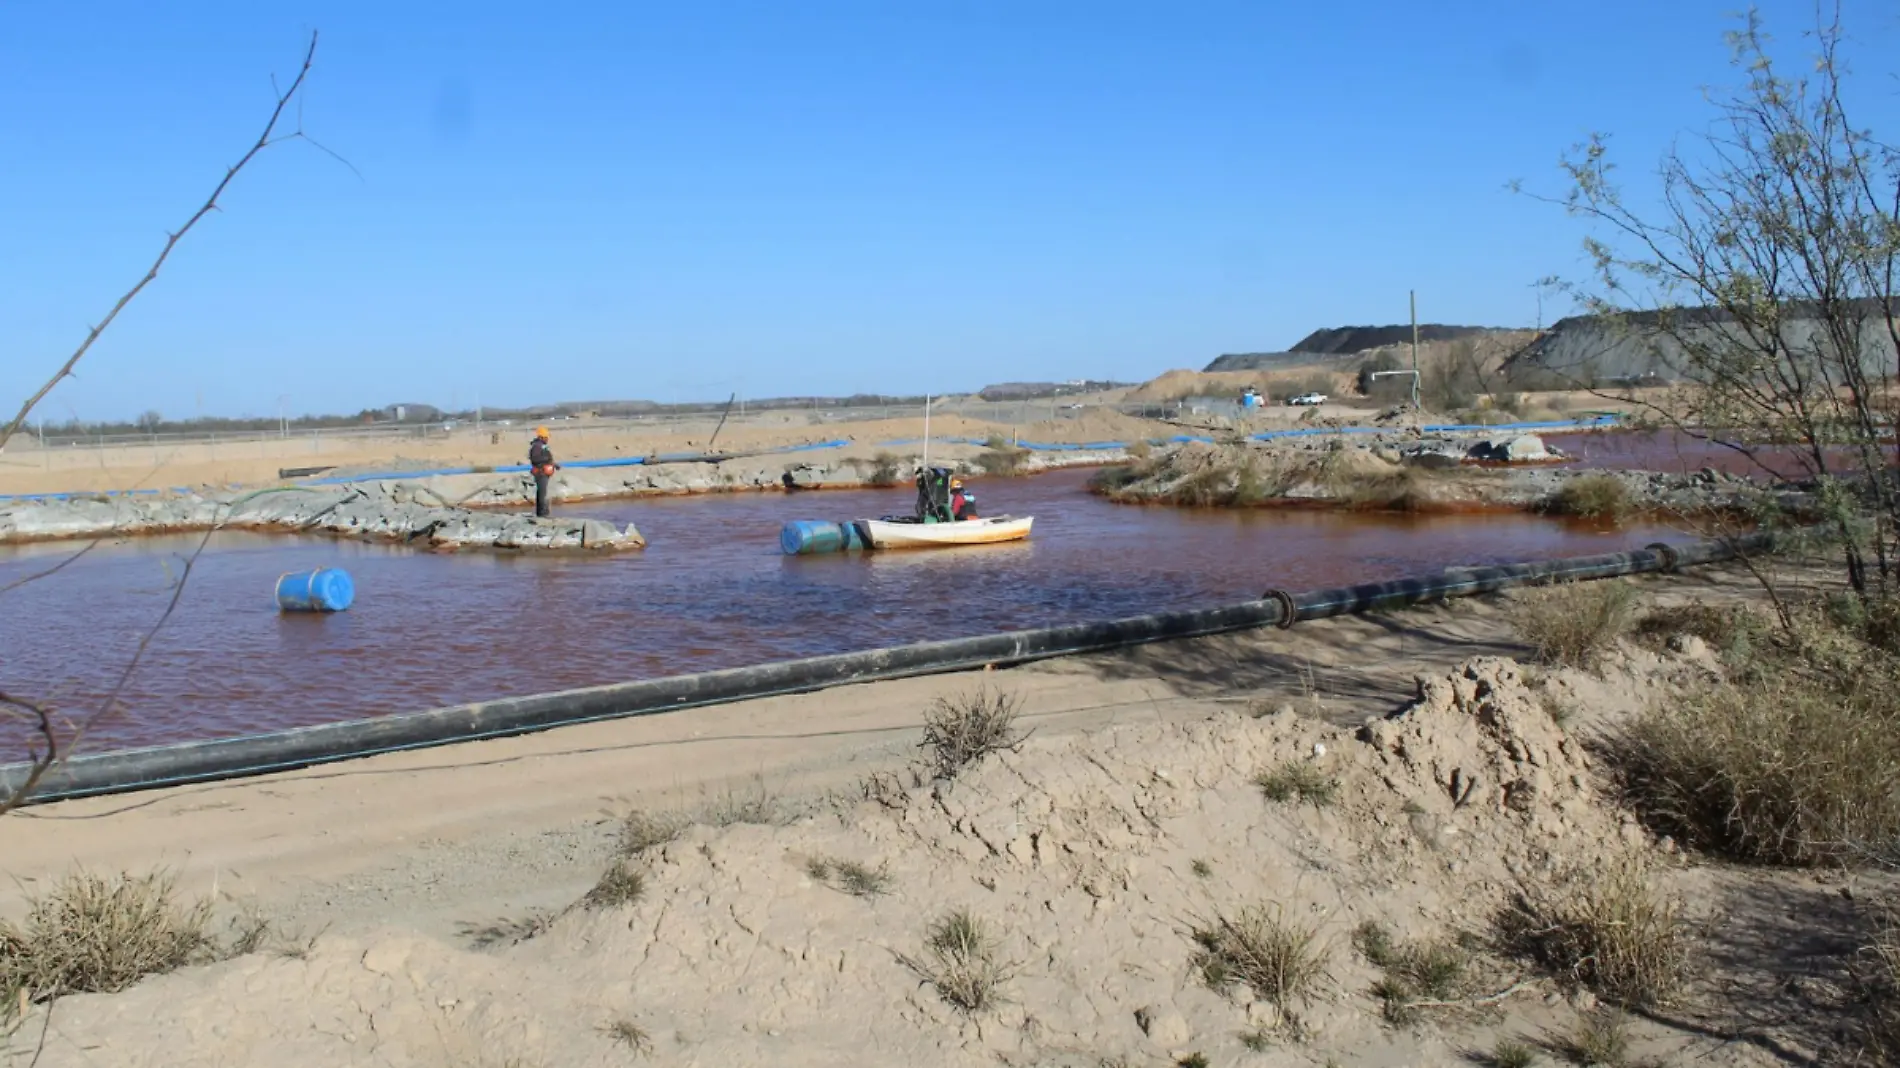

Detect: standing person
528,427,559,517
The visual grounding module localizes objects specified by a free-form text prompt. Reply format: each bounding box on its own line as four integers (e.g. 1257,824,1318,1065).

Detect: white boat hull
862,515,1033,550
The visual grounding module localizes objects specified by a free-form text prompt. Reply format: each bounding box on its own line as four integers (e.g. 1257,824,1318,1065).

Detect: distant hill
1205,324,1516,372
1288,324,1510,355
1501,303,1900,385
1200,351,1330,373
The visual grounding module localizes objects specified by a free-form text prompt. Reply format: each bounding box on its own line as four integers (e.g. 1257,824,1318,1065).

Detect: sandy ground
0,394,1640,499
0,405,1177,498
3,564,1873,1067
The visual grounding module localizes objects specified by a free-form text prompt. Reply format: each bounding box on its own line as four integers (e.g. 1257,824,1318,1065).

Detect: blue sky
2,1,1896,421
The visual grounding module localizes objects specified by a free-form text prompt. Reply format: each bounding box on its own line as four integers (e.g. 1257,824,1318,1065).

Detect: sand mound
9,659,1657,1068
1018,408,1175,445
1124,369,1356,404
1362,659,1623,851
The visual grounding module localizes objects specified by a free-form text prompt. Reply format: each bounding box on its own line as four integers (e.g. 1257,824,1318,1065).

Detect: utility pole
1409,290,1421,410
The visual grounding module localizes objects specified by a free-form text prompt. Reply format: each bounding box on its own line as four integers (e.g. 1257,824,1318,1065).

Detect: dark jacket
528,439,555,475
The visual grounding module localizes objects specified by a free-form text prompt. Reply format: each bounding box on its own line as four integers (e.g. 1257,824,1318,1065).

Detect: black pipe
0,530,1781,806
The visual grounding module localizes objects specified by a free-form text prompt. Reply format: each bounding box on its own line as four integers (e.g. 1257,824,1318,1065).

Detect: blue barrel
781,520,872,555
275,568,355,613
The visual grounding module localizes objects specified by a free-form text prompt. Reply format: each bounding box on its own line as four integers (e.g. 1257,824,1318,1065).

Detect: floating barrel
275,568,356,613
780,520,872,555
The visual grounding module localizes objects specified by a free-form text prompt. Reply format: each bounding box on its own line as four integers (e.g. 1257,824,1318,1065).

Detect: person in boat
950,478,979,521
528,427,560,518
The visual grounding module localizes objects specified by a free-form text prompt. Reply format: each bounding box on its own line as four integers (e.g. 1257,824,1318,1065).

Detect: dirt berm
6,653,1771,1067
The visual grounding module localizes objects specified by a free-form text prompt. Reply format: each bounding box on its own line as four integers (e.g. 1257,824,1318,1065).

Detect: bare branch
0,33,337,814
0,541,99,598
0,31,325,454
0,690,60,818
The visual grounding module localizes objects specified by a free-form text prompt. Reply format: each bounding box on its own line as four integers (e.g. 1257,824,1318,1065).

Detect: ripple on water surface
0,468,1693,752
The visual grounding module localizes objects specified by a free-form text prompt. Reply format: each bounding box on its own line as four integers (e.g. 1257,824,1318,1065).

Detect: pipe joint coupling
1262,588,1299,629
1646,542,1682,573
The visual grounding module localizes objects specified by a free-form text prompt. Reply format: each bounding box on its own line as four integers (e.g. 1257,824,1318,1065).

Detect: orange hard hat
950,477,964,489
534,426,550,439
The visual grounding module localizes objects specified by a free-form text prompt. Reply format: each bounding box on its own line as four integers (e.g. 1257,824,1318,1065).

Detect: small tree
1528,4,1899,601
1356,351,1403,395
135,410,164,433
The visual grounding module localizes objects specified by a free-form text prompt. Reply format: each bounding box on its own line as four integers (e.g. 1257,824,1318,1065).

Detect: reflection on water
1546,428,1895,479
0,467,1692,752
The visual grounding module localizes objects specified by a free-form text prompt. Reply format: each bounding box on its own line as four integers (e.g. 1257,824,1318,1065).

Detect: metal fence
13,399,1194,455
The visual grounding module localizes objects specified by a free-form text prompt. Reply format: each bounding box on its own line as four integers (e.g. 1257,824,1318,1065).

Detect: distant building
381,403,442,423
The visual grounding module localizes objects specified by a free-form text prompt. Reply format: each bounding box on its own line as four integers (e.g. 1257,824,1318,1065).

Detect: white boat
862,515,1034,550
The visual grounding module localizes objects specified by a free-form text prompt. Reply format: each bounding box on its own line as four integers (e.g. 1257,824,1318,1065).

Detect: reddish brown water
1546,428,1895,479
0,468,1691,754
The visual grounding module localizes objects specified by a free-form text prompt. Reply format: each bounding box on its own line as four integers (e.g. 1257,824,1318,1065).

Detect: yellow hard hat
950,477,964,489
534,426,550,439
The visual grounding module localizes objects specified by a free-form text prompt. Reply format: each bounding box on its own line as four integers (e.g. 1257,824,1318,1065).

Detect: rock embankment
1093,436,1781,516
0,481,645,552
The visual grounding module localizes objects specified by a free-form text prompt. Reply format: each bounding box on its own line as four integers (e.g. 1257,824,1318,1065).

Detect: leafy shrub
975,435,1030,476
1547,474,1632,522
866,452,902,487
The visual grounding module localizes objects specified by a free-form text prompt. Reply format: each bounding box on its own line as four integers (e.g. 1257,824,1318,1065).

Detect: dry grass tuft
698,784,791,828
1549,1008,1633,1066
1606,607,1900,867
805,856,892,898
1352,920,1473,1023
1854,909,1900,1060
1632,600,1769,659
1500,858,1685,1009
617,810,687,857
1191,903,1329,1011
1488,1037,1539,1067
0,871,222,1016
1547,474,1633,523
1513,579,1637,669
614,783,795,860
920,689,1026,780
910,909,1011,1014
598,1016,653,1055
1255,761,1338,807
582,862,647,911
1321,457,1440,511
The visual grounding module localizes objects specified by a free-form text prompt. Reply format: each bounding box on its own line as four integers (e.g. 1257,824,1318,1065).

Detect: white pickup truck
1286,392,1328,407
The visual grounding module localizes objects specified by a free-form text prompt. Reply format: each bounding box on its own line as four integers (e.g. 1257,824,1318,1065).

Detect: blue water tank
276,568,355,613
